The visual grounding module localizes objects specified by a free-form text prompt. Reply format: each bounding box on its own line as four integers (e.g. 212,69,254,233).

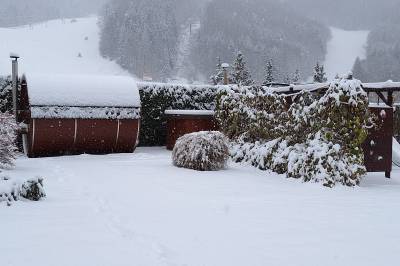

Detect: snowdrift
393,138,400,167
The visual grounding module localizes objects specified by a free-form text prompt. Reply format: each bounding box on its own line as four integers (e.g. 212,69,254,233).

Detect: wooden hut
16,74,141,157
165,110,218,150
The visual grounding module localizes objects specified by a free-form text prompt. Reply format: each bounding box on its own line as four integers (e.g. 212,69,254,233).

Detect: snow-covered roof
266,83,329,93
368,103,393,109
165,110,215,116
26,74,140,107
363,81,400,89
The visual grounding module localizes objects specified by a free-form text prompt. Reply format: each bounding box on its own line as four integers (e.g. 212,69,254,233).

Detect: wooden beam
387,91,394,107
375,91,390,106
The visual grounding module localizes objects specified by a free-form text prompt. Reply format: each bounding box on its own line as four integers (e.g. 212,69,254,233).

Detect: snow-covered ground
324,27,369,80
0,17,128,76
393,138,400,167
1,148,400,266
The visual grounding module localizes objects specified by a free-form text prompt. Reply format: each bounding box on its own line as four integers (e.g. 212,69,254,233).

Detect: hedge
137,82,220,146
216,78,372,187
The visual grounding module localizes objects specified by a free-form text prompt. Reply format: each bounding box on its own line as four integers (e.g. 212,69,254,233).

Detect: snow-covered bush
218,78,371,187
0,76,12,113
20,177,46,201
0,176,46,205
287,132,365,187
216,85,290,141
172,131,229,171
138,83,219,146
0,113,18,170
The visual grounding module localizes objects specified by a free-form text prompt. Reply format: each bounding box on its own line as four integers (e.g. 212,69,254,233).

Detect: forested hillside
352,3,400,82
99,0,180,81
190,0,330,83
284,0,399,30
100,0,330,83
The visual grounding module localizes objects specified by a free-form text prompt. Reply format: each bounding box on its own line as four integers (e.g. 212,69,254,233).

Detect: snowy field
0,17,128,76
324,27,369,80
1,147,400,266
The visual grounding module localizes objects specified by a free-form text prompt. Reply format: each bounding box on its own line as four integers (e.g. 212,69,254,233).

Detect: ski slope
324,27,369,80
172,21,201,82
0,17,129,76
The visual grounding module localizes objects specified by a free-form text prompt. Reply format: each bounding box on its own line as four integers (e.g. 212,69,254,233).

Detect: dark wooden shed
165,110,218,150
16,74,141,157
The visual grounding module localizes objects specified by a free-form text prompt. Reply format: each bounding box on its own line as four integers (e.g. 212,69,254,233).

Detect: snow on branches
173,131,229,171
0,76,13,113
217,78,370,187
0,113,17,170
0,176,46,205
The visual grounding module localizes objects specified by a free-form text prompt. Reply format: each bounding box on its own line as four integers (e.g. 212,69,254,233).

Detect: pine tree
210,57,224,85
231,52,254,86
262,59,274,86
352,57,367,82
0,113,17,170
283,73,291,84
313,62,328,83
292,69,301,84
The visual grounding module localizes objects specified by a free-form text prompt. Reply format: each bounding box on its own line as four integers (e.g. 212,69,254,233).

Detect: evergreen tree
0,113,17,170
352,57,367,82
262,59,274,86
313,62,327,83
231,52,254,86
283,73,291,84
0,76,13,113
292,69,301,84
100,0,179,81
210,57,224,85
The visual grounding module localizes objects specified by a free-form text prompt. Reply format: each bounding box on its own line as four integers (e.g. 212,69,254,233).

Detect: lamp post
221,63,230,85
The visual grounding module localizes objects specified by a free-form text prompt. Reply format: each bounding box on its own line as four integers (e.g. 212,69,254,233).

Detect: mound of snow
0,17,129,76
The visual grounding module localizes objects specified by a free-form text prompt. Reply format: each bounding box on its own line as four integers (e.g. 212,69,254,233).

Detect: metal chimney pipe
10,53,20,115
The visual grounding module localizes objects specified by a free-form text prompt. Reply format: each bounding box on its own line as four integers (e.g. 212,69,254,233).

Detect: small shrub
0,176,46,205
20,177,46,201
172,131,229,171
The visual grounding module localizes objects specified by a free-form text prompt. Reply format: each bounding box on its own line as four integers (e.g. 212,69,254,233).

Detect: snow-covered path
1,148,400,266
324,27,369,80
0,17,129,76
